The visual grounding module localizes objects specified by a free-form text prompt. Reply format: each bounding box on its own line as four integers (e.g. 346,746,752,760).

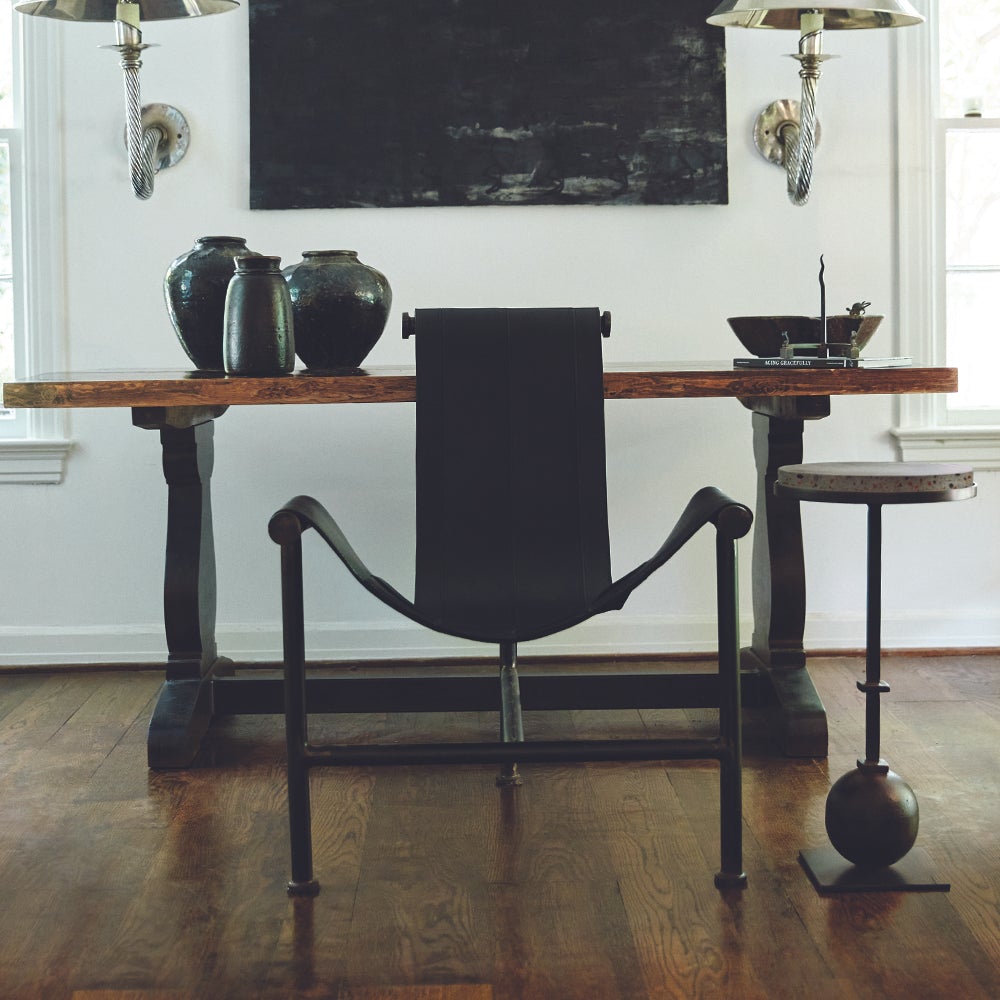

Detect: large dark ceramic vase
223,256,295,377
282,250,392,369
164,236,259,370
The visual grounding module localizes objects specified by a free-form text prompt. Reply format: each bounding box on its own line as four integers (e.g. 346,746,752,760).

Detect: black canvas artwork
248,1,728,209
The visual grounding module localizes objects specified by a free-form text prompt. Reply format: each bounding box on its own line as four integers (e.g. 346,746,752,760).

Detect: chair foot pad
714,871,748,889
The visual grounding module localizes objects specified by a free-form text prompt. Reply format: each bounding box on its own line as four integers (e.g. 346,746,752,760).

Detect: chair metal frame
269,308,753,895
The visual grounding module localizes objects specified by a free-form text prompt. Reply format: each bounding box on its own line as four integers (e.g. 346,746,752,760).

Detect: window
894,0,1000,466
0,12,70,483
940,3,1000,415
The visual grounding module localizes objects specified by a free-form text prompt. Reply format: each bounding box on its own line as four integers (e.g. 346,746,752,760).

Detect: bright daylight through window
939,2,1000,414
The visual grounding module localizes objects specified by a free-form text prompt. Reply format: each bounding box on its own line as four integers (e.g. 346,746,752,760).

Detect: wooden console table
2,364,958,765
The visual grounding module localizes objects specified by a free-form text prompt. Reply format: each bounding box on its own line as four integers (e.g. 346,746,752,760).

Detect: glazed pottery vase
282,250,392,369
223,256,295,376
164,236,259,370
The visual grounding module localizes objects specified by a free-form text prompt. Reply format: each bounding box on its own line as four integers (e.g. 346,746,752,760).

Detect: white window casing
893,0,1000,468
0,16,71,484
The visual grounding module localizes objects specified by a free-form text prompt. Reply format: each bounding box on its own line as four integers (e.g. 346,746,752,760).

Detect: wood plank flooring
0,656,997,1000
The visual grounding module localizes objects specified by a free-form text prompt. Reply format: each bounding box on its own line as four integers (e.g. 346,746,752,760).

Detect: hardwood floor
0,656,997,999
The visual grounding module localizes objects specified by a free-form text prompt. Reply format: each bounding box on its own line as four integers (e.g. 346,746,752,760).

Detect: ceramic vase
282,250,392,369
223,256,295,376
164,236,259,370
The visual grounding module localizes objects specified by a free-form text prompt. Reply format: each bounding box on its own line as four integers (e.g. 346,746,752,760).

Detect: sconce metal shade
14,0,238,20
706,2,924,30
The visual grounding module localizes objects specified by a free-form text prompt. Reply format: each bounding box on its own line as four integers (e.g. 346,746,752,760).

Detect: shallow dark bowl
727,316,814,357
728,315,883,357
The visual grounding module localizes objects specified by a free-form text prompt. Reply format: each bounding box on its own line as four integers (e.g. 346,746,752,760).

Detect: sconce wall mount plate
754,99,821,166
124,102,189,171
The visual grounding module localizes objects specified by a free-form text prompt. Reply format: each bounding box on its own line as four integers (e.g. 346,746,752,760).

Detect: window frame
0,15,70,484
893,0,1000,468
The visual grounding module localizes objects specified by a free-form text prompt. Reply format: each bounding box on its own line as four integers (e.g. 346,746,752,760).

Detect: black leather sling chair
268,307,753,895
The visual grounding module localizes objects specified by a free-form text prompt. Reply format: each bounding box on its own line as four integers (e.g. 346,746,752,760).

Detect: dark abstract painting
248,0,728,209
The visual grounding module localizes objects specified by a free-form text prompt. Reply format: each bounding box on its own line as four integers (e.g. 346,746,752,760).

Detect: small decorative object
165,236,259,370
282,250,391,370
963,96,984,118
223,256,295,376
729,256,883,363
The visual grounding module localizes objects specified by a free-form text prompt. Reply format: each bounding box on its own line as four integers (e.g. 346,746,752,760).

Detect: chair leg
497,640,525,787
714,532,747,889
281,535,320,897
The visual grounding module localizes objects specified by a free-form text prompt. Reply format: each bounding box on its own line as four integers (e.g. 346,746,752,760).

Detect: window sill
0,438,73,484
892,425,1000,470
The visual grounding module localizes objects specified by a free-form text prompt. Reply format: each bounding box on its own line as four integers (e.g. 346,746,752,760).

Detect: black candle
818,254,826,349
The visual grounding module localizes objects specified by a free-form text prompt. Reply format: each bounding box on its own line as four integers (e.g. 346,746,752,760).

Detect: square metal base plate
799,846,950,894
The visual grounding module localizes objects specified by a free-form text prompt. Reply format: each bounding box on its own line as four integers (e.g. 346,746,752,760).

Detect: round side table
775,461,976,893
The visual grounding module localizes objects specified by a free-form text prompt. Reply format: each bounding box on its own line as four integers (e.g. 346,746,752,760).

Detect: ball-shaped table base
825,763,919,868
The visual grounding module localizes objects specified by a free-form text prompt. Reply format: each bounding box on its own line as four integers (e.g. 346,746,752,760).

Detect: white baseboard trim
0,615,724,666
2,609,998,667
802,608,1000,652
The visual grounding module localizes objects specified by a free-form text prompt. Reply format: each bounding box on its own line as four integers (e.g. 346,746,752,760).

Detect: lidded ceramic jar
223,256,295,376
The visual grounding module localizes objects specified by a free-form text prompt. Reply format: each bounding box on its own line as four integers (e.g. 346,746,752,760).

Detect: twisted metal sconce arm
782,27,824,206
119,44,163,200
109,18,189,200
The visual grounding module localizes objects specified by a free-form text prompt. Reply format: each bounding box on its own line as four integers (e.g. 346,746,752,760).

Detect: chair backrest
412,307,612,642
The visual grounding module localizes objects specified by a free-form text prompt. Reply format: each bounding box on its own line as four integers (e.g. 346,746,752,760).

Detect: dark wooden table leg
133,405,231,768
739,397,830,757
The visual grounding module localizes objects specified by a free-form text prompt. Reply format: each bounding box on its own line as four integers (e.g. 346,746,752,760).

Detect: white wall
2,8,998,665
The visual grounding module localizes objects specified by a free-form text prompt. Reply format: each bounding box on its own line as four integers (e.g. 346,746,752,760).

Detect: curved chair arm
268,495,415,618
595,486,753,613
269,487,752,643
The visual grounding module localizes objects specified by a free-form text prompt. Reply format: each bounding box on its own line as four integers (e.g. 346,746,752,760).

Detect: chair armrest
693,486,754,541
268,494,415,615
269,494,373,577
595,486,752,612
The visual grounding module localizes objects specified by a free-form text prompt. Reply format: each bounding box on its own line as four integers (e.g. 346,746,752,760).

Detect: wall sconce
15,0,239,200
706,3,924,205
